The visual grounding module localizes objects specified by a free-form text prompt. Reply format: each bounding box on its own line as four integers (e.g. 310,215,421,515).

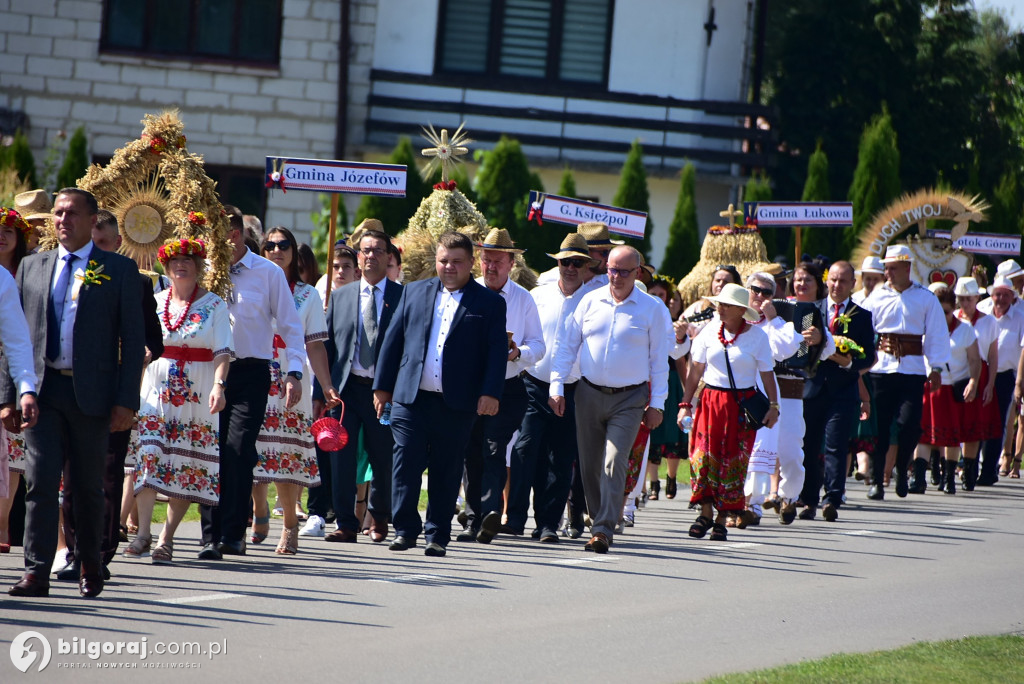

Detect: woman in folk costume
678,284,779,542
250,226,340,555
128,238,232,563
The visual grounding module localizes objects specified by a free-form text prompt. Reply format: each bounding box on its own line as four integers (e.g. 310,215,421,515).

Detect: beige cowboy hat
348,217,386,245
954,276,985,297
576,221,624,246
14,189,53,221
705,282,760,322
547,233,599,266
476,227,524,253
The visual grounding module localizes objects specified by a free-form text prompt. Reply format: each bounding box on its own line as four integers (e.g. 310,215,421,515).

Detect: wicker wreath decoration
77,110,231,299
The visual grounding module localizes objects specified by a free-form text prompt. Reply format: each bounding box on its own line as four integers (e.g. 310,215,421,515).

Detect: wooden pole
324,194,339,309
794,226,802,267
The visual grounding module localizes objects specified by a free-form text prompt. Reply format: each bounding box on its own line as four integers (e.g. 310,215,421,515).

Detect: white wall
372,0,438,74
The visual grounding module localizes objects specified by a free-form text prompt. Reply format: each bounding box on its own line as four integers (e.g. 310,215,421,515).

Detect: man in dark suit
801,260,876,522
58,209,163,580
316,226,402,543
373,232,507,557
1,188,145,597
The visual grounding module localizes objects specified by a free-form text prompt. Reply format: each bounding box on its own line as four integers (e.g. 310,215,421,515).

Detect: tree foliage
5,130,37,189
794,142,835,260
744,171,775,259
56,126,89,191
557,166,577,198
354,136,430,236
844,107,901,257
660,162,700,280
612,139,653,261
310,193,350,272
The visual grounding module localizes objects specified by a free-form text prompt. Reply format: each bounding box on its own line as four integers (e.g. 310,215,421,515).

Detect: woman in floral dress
251,227,338,555
127,238,232,563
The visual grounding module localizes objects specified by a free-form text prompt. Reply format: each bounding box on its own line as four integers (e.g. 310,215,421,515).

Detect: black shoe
798,506,816,521
424,542,446,557
908,458,928,494
649,479,660,501
217,540,246,556
930,450,942,486
867,484,884,500
197,543,222,560
456,510,468,528
8,573,50,597
476,512,501,544
943,459,957,494
822,502,838,522
963,459,977,491
499,524,523,536
455,528,478,542
538,528,559,543
388,536,416,551
530,527,541,539
664,476,677,500
779,501,797,525
56,559,81,582
895,473,909,498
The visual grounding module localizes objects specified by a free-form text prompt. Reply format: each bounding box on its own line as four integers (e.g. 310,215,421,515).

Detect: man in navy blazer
373,232,507,557
316,226,402,543
801,260,876,522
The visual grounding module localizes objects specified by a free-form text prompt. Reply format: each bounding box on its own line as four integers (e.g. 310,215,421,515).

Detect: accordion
771,300,826,375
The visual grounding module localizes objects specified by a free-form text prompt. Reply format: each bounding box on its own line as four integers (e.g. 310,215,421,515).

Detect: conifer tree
744,171,776,259
557,165,577,198
612,139,652,261
844,107,901,257
57,126,89,190
8,130,37,189
354,136,428,234
795,142,834,260
660,162,700,280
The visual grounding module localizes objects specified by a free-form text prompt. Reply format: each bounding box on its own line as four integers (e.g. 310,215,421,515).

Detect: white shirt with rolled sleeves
226,249,305,374
476,276,545,380
757,315,804,365
549,284,673,408
529,282,589,384
865,281,950,374
987,306,1024,373
0,267,37,395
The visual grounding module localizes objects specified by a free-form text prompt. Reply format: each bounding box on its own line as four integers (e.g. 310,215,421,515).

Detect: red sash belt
162,345,215,363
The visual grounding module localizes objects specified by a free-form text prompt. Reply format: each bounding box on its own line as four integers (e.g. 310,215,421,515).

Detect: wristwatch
930,366,942,375
287,371,303,381
214,379,226,388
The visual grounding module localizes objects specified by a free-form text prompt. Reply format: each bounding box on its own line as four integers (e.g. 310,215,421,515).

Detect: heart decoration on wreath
929,269,957,287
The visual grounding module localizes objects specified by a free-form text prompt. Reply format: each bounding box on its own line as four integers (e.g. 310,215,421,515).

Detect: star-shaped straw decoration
422,123,472,183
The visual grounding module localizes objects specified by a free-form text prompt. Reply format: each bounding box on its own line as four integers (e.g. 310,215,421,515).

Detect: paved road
2,477,1023,683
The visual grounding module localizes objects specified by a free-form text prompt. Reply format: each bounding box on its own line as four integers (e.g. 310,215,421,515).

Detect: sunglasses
266,239,291,252
749,285,774,297
559,258,587,269
608,267,636,278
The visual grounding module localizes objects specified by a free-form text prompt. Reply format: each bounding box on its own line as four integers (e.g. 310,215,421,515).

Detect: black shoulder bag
723,345,771,430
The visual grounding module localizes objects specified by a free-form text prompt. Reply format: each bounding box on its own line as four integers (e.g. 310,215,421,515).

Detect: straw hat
547,233,599,265
349,217,386,245
14,189,53,221
881,244,913,264
928,281,949,295
705,283,759,322
995,259,1024,280
856,256,884,275
476,227,524,253
990,275,1017,298
954,276,984,297
638,254,656,276
576,221,624,246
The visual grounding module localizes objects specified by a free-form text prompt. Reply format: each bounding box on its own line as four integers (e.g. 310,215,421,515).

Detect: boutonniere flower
833,335,865,358
836,312,853,334
76,260,112,287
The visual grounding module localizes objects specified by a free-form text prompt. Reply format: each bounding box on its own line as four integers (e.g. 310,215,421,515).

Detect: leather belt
777,376,805,400
349,374,374,387
582,377,646,395
878,333,923,358
505,371,526,384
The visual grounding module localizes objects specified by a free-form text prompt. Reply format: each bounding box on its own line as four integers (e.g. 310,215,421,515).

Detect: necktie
359,285,378,368
46,253,76,362
829,302,844,334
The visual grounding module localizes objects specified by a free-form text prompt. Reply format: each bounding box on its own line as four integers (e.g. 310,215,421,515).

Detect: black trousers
508,376,578,533
200,359,271,545
464,375,529,532
869,372,925,487
22,369,110,577
62,428,130,566
331,378,394,532
802,392,859,508
980,369,1016,483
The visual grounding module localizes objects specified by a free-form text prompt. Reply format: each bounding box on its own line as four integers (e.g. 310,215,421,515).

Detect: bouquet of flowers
833,335,865,358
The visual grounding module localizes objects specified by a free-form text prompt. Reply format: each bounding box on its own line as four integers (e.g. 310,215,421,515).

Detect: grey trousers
574,381,647,540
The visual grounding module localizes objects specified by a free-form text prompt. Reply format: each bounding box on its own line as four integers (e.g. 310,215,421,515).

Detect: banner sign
528,191,647,238
745,202,853,227
927,230,1021,257
265,157,406,196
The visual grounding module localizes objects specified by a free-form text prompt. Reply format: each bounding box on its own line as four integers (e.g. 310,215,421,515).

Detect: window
437,0,612,86
101,0,283,67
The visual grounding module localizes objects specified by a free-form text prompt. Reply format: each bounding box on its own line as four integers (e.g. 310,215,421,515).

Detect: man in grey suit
316,227,402,543
1,188,145,598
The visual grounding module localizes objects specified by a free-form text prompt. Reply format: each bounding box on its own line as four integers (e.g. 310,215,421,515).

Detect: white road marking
942,518,989,525
706,542,762,550
551,557,613,565
842,530,876,536
369,574,443,584
158,593,243,604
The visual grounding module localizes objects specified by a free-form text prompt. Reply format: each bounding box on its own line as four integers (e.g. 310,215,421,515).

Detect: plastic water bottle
379,401,392,426
680,415,694,433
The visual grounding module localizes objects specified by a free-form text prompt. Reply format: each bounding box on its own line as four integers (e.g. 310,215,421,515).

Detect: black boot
665,476,677,500
943,459,957,494
908,458,928,494
930,449,942,486
649,479,660,501
963,458,977,491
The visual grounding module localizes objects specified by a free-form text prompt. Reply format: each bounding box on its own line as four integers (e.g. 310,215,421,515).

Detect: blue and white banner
745,202,853,227
528,191,647,238
265,157,406,196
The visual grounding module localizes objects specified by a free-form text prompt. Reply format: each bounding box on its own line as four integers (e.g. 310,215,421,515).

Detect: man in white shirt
460,228,545,543
548,246,673,553
979,259,1024,316
863,245,950,500
198,206,306,560
535,221,620,287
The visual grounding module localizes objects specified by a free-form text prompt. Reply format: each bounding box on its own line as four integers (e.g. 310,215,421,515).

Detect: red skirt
689,387,756,512
960,363,1003,442
920,383,962,446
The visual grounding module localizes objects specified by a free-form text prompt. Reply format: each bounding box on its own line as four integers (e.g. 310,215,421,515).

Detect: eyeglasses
608,267,636,278
749,285,774,297
266,239,291,252
559,258,587,269
360,247,385,257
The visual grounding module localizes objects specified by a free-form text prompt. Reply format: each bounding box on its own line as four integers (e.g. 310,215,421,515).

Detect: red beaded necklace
163,285,199,332
718,321,747,347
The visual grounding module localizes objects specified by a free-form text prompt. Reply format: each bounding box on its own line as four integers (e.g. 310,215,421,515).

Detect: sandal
126,521,139,535
665,476,677,500
762,496,781,512
688,515,713,538
295,503,308,522
151,541,174,565
123,534,152,558
276,525,298,555
119,524,129,542
251,515,270,544
736,509,758,529
1011,458,1022,479
999,454,1011,477
709,523,728,542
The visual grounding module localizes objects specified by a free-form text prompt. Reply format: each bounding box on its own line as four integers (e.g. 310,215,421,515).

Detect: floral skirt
920,384,963,447
253,359,320,487
688,387,756,512
624,425,651,495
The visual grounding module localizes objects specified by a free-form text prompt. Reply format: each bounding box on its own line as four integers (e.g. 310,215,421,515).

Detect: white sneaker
298,515,325,537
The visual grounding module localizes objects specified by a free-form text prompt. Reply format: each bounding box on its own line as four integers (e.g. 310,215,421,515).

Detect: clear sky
979,0,1024,27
